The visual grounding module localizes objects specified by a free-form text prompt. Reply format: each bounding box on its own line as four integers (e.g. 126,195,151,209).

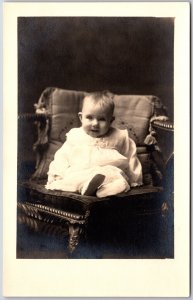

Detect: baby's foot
81,174,105,196
96,178,130,198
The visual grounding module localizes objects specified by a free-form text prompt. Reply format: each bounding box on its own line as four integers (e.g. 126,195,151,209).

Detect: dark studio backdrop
18,17,174,173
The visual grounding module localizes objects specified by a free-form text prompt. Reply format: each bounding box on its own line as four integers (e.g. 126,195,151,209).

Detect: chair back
32,87,166,184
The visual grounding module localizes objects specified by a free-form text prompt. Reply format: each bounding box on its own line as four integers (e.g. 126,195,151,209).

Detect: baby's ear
78,112,82,122
111,116,115,123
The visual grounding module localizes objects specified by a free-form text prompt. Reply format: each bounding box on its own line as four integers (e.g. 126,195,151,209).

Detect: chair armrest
18,113,48,122
18,113,50,171
152,119,174,165
152,119,174,131
152,120,174,215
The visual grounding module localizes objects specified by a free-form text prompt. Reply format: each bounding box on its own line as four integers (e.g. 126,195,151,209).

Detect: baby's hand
47,174,62,184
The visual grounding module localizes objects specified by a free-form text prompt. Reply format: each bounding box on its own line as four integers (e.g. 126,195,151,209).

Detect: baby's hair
82,90,115,115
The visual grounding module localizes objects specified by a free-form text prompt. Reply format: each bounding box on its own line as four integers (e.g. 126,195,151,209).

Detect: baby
45,91,143,197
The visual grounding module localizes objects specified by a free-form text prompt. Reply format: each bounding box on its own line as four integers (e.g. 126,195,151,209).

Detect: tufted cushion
48,88,86,142
113,95,156,145
32,88,161,181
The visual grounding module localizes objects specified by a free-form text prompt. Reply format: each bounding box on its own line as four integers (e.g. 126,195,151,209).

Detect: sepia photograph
17,16,174,259
3,2,190,297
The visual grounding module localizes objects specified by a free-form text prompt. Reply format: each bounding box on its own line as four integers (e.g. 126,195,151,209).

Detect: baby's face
79,101,114,138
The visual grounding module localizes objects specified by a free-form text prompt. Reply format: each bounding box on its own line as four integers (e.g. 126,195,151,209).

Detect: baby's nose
92,119,99,126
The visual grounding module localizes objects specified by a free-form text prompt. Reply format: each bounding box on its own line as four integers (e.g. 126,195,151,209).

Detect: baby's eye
86,115,93,120
98,118,106,121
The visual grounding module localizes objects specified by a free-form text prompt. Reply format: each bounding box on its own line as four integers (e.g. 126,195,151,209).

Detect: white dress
45,127,143,197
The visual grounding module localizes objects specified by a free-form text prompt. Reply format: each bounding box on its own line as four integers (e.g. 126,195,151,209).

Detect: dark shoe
81,174,105,196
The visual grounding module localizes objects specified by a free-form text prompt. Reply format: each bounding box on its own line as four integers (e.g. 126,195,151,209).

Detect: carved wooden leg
68,223,83,253
161,201,169,217
161,196,174,258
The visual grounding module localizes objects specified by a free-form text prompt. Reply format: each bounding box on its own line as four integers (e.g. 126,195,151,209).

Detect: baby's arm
121,131,143,187
47,142,70,183
47,174,63,185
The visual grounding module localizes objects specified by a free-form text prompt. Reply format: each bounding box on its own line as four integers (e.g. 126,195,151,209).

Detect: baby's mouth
91,129,99,132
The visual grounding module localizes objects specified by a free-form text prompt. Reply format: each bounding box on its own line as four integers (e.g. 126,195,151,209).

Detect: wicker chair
17,87,174,254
